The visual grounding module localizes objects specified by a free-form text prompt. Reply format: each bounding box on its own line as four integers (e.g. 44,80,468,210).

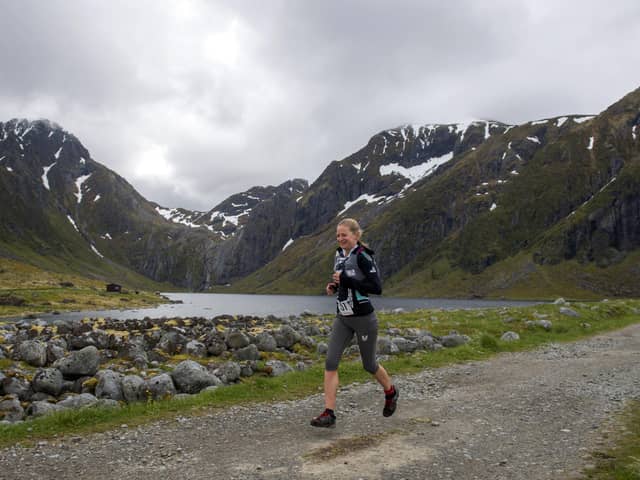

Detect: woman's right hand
325,282,337,295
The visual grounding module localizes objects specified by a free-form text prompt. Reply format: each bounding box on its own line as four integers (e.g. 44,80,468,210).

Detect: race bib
337,298,354,316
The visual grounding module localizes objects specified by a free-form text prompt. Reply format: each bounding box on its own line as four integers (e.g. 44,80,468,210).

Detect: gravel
2,323,640,479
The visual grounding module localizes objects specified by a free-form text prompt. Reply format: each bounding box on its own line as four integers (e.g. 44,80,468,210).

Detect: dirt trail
2,324,640,480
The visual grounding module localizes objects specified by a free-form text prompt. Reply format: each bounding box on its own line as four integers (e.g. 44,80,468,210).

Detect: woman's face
336,225,359,252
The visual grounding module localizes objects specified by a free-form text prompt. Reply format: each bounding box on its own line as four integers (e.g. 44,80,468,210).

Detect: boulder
215,362,241,383
441,333,470,348
377,337,400,355
145,373,176,400
57,393,99,409
32,368,64,396
170,360,221,394
559,307,580,317
265,360,293,377
185,340,207,357
2,376,32,401
0,395,24,423
54,346,101,378
553,298,567,305
392,337,419,353
15,340,47,367
317,342,328,355
535,320,553,330
501,331,520,342
26,401,64,418
225,330,250,349
46,343,66,364
416,335,436,350
274,325,301,349
156,331,186,355
206,337,227,356
52,319,73,334
121,375,146,403
255,332,277,352
233,344,261,361
95,370,124,401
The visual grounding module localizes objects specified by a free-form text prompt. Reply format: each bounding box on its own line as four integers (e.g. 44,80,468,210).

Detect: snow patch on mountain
282,238,294,251
379,151,454,187
74,174,92,204
573,116,595,124
42,162,56,190
338,193,387,216
156,206,203,228
66,215,79,232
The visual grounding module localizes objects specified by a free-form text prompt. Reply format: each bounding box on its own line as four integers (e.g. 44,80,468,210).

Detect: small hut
106,283,122,293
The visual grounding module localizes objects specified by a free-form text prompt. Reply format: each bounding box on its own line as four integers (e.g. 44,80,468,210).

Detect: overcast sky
1,0,639,210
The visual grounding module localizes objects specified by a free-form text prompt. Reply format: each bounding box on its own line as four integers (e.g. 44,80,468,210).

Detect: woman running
311,218,398,428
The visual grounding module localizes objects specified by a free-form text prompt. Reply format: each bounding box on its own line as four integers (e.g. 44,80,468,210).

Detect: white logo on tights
361,335,368,341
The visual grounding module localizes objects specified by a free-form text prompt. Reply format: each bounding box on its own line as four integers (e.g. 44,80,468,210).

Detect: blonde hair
337,218,369,248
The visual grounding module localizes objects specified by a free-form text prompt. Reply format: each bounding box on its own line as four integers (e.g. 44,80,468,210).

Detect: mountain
0,119,308,289
229,88,640,299
2,86,640,299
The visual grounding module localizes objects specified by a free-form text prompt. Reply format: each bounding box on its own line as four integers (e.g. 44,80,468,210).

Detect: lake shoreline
1,292,543,324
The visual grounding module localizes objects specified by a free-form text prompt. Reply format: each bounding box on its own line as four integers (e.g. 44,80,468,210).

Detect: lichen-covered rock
46,343,66,364
170,360,221,394
185,340,207,357
265,360,293,377
0,395,24,423
441,332,470,348
225,330,250,349
255,332,277,352
54,346,100,378
95,370,124,401
377,337,399,355
233,344,260,361
274,325,301,349
415,334,436,350
16,340,47,367
2,375,32,401
121,375,146,403
26,400,64,418
215,362,241,384
145,373,176,400
32,368,64,396
57,393,98,409
535,320,553,330
392,337,419,353
501,331,520,342
156,331,186,355
559,307,580,317
206,336,227,356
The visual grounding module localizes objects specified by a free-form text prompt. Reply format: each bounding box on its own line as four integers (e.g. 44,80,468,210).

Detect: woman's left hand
332,271,341,284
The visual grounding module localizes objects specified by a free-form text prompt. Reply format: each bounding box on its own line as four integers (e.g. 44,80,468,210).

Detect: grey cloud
1,0,640,211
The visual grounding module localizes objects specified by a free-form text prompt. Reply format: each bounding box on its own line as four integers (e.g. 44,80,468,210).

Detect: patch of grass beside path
0,299,639,450
582,400,640,480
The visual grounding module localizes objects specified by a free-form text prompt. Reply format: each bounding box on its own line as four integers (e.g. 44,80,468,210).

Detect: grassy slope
0,257,172,318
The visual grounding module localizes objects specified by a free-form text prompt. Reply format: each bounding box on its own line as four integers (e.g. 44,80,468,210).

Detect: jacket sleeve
340,252,382,295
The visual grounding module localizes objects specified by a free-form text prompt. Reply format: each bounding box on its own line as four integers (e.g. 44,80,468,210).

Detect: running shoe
383,385,399,417
310,410,336,428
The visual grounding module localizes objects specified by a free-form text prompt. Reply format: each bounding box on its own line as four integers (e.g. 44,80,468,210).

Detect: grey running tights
325,312,379,374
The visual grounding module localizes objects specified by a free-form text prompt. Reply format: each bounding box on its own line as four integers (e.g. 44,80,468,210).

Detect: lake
19,293,541,322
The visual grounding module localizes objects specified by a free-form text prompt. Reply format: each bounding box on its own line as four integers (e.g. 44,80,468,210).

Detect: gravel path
2,323,640,480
